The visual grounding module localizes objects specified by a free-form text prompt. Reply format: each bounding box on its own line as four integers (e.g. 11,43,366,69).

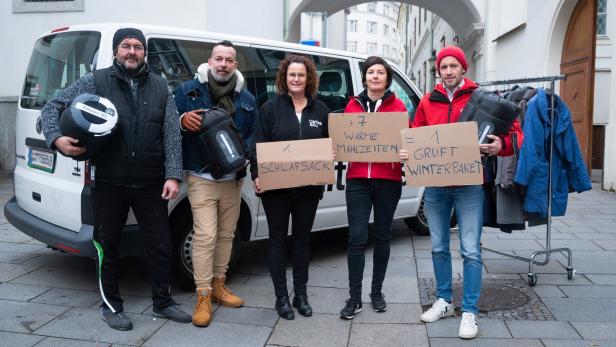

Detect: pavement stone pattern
418,278,555,321
1,175,616,346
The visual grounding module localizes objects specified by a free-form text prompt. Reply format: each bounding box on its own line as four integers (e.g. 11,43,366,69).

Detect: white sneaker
420,298,454,323
458,312,478,339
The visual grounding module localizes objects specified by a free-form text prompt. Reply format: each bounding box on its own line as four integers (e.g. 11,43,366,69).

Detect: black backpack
458,89,520,143
193,107,249,179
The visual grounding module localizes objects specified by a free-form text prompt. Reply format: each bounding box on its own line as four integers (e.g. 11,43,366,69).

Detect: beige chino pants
187,175,242,289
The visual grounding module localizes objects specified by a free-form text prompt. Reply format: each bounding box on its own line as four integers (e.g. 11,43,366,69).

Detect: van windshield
21,31,100,110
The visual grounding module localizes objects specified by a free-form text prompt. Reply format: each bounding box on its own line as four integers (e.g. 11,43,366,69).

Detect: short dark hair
214,40,234,49
361,56,393,89
275,55,319,97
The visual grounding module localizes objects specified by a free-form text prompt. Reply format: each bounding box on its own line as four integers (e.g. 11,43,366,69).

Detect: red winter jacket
412,78,522,156
344,91,408,182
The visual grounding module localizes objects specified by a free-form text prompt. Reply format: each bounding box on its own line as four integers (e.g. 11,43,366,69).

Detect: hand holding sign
401,122,483,187
329,112,408,162
256,138,335,191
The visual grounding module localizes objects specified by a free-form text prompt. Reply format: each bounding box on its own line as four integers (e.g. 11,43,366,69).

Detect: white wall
207,0,283,41
483,0,565,80
0,0,207,98
604,0,616,190
0,0,285,99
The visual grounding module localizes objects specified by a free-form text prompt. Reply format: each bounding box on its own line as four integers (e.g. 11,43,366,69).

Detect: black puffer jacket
251,94,330,198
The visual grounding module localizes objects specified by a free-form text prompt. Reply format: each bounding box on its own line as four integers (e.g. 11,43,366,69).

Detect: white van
4,23,432,289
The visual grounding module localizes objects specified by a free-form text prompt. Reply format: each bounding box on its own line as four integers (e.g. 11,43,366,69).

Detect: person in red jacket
339,56,408,320
412,46,522,339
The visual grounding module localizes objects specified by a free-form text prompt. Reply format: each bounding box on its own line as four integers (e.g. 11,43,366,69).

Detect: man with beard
412,46,522,339
174,40,256,327
41,28,191,331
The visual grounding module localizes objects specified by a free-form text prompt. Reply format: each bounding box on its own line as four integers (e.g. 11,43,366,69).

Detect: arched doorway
286,0,481,44
560,0,597,169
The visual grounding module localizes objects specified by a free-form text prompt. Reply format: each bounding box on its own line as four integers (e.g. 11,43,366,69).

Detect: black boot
275,296,295,320
292,294,313,317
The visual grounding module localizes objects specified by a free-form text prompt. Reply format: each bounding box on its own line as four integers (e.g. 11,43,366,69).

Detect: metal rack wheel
528,273,537,286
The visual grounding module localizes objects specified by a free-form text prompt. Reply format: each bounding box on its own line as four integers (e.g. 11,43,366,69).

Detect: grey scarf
207,70,237,115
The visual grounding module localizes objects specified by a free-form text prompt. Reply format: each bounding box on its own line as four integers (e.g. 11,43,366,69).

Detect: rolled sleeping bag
194,107,249,179
59,93,118,161
458,89,520,144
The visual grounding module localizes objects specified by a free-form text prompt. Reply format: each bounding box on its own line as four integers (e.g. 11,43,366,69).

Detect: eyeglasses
118,44,144,52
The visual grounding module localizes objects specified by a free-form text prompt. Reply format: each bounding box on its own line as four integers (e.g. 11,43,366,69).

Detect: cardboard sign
257,138,334,191
401,122,483,187
329,112,408,162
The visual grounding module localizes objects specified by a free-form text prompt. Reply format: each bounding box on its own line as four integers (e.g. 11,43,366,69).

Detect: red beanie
436,46,468,75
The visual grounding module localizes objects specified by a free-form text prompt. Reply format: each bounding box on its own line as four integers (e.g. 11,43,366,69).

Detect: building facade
344,2,403,66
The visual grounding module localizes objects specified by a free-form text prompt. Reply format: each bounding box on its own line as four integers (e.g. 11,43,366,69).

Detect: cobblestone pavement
1,173,616,346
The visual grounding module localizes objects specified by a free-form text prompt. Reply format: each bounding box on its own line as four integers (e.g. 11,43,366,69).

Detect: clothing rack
475,75,573,286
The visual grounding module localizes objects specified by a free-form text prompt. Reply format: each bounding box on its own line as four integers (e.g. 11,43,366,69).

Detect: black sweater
251,94,330,197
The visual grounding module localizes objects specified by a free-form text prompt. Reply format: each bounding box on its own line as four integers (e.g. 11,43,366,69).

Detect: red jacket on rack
344,91,408,182
412,78,522,156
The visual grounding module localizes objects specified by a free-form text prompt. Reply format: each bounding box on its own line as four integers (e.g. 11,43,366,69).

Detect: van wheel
404,196,457,236
171,204,246,291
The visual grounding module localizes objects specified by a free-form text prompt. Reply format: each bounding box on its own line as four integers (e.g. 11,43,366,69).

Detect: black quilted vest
92,64,168,187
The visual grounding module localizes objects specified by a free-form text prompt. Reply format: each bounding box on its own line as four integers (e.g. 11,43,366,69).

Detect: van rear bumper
4,197,142,260
4,196,97,257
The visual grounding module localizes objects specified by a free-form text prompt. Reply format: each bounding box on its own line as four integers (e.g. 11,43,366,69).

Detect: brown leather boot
211,276,244,308
192,288,212,327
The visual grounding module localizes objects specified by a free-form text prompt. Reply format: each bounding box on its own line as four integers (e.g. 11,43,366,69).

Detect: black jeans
261,194,320,298
93,181,175,313
346,178,401,299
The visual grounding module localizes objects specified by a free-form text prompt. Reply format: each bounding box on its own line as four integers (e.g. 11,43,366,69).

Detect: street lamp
427,49,437,90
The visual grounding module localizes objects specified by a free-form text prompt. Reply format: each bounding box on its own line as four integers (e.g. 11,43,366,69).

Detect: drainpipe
321,12,328,48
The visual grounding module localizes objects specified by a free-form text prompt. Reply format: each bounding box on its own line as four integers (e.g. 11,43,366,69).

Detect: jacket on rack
514,88,592,217
344,90,408,182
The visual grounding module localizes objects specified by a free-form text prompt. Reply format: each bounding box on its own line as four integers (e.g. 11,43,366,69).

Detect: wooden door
560,0,597,168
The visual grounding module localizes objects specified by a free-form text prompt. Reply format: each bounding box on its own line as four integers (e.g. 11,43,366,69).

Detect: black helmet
59,93,118,160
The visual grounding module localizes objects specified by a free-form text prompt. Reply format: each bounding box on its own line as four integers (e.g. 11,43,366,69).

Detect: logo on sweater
309,119,322,128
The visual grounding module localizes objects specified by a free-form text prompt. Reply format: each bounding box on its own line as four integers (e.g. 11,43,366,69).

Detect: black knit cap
112,28,147,54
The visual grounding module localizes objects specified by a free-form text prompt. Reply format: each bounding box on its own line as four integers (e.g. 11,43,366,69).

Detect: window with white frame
367,2,376,13
13,0,84,12
598,0,607,35
367,21,378,34
383,24,389,38
367,42,377,54
383,44,390,56
347,19,358,32
383,3,390,16
347,41,358,52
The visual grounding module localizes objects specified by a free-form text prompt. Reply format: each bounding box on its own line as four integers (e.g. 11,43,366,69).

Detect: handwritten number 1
430,130,440,144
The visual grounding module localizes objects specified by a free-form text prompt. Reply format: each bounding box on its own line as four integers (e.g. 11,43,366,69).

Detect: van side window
147,38,257,95
390,73,420,121
250,49,353,111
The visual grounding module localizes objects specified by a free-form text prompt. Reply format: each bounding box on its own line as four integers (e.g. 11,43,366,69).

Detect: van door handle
32,192,41,202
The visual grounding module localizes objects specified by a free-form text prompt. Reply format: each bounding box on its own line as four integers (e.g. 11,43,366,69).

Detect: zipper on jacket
299,109,303,139
447,102,453,124
130,79,136,157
